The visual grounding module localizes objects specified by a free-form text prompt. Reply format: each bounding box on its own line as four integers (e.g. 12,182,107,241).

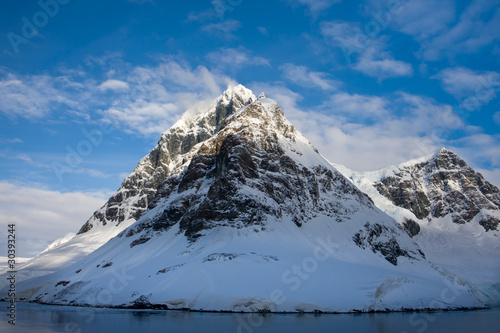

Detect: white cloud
433,67,500,101
423,0,500,60
0,72,83,118
201,19,241,39
322,92,388,119
367,0,456,40
84,52,124,68
63,167,111,179
354,57,413,80
494,111,500,125
187,10,215,22
0,182,108,257
247,83,304,115
206,47,270,68
320,22,413,80
98,79,130,92
280,63,340,90
106,102,179,136
0,138,23,144
0,58,234,137
306,93,464,170
320,21,366,57
370,0,500,60
13,153,32,163
257,26,269,36
101,60,233,136
288,0,341,16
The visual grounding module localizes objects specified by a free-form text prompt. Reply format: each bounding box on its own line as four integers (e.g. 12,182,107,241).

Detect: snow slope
17,216,480,312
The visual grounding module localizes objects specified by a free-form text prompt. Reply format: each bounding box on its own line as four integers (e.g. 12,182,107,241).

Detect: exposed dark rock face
156,264,184,274
55,281,70,287
353,222,422,265
375,176,430,219
77,86,256,234
402,218,420,238
203,253,239,262
375,149,500,226
479,216,500,232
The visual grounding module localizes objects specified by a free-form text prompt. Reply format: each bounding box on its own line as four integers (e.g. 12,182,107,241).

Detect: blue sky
1,0,499,256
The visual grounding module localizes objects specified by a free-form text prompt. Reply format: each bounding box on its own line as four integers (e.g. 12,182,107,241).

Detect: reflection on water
0,302,499,333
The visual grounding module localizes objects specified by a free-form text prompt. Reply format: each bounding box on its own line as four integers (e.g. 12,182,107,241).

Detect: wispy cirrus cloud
0,72,84,118
432,67,500,101
367,0,456,40
0,138,23,144
280,63,341,90
494,111,500,125
201,19,242,39
320,21,413,80
287,0,341,16
420,0,500,60
368,0,500,61
206,47,270,69
257,26,269,36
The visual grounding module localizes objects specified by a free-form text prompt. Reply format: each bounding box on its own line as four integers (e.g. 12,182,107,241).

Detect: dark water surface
0,302,498,333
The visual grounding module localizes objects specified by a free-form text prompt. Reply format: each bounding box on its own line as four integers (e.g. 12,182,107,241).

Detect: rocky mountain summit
123,88,402,252
74,84,422,267
79,85,259,234
374,148,500,231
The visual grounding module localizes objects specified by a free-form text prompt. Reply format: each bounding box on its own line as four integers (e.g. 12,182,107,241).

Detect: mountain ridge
332,147,500,305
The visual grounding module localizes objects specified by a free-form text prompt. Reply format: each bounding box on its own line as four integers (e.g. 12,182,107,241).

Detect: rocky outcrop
374,148,500,230
402,218,420,237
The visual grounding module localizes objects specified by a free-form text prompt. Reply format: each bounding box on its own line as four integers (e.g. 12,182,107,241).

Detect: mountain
0,85,260,289
333,149,500,305
8,85,484,312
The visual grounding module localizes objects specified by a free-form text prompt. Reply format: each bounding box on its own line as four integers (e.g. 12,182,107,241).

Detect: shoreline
3,300,488,315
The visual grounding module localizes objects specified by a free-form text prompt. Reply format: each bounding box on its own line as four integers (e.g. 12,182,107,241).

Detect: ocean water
0,302,498,333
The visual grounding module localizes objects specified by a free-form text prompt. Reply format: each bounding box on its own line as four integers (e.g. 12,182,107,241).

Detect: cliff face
78,85,258,234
